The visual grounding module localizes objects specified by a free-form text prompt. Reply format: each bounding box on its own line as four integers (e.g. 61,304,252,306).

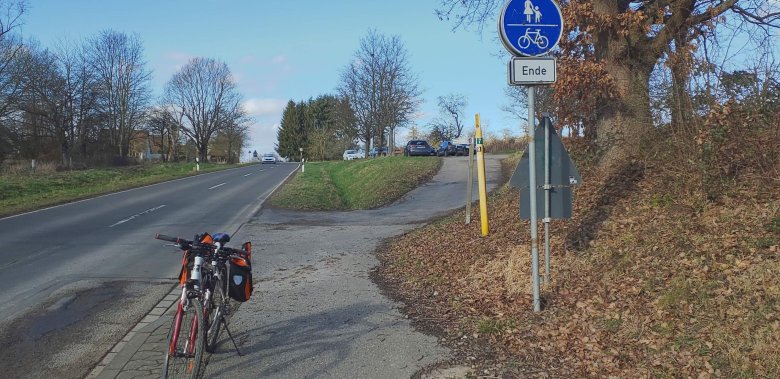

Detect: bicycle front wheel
518,35,531,49
206,279,226,353
163,298,205,379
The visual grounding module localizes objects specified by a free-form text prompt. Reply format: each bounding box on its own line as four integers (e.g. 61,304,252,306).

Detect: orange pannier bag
227,255,253,302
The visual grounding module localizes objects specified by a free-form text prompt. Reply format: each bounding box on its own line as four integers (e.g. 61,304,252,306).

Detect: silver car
262,153,276,164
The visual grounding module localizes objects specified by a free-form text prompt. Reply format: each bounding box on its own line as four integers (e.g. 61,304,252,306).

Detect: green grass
476,317,517,335
0,162,247,217
269,156,441,210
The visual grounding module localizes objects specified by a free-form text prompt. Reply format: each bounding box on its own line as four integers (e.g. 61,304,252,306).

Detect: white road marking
244,173,252,177
209,183,227,190
109,205,166,228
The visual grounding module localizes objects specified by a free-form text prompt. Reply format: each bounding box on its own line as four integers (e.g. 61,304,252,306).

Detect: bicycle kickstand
221,317,243,356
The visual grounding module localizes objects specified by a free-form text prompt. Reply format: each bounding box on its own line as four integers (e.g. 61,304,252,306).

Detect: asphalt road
0,162,297,379
203,155,505,378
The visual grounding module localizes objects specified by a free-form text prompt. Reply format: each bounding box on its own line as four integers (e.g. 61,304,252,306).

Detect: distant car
261,153,276,164
404,140,436,156
456,143,471,156
437,141,458,157
343,149,361,160
369,146,389,158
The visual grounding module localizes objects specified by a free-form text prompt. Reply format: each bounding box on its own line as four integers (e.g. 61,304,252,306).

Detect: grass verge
269,156,441,210
0,162,247,217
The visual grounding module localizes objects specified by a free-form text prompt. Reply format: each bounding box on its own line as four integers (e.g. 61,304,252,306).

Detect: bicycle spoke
163,298,204,379
206,278,226,352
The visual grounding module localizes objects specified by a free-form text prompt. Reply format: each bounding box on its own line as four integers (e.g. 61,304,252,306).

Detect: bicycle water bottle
192,256,204,288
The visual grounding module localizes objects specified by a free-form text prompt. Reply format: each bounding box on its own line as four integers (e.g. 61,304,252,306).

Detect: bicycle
518,28,549,49
156,232,252,379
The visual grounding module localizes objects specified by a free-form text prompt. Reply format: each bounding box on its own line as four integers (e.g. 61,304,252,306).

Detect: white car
261,153,276,164
342,149,361,160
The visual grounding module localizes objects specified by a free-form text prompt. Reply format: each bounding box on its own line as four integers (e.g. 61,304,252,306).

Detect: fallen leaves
374,155,780,378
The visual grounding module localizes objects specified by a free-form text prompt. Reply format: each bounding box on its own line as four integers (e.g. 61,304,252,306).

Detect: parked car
404,140,436,156
369,146,389,158
437,141,458,157
456,143,471,156
343,149,361,160
261,153,276,164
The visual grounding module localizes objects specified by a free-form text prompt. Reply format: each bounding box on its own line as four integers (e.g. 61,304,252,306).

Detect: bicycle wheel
206,278,226,353
538,36,549,49
163,298,204,379
518,35,531,49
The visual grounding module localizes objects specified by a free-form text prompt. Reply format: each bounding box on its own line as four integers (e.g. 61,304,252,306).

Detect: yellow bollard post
475,114,489,237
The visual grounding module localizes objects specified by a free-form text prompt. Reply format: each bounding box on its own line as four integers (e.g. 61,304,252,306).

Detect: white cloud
242,98,288,118
163,51,194,70
270,55,287,65
244,122,281,159
237,55,259,65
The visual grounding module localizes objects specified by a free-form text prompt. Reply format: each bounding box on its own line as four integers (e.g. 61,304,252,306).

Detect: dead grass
1,160,59,175
375,131,780,377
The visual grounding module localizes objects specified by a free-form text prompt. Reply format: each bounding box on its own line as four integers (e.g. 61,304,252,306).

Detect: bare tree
16,43,69,162
0,32,21,121
86,30,151,160
58,39,101,162
436,0,780,167
32,39,101,166
164,57,245,162
0,1,26,162
429,93,468,141
218,106,251,164
339,30,422,157
147,106,181,161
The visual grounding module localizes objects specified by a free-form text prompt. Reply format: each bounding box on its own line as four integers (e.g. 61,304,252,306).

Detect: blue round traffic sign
499,0,563,57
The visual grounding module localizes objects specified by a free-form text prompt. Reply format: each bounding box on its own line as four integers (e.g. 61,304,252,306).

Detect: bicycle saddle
213,233,231,243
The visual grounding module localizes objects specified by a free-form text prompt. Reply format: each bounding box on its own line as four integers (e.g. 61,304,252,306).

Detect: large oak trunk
591,0,656,169
595,61,654,168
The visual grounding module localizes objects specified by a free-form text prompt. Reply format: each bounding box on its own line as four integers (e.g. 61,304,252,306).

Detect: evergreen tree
276,100,306,161
276,95,358,161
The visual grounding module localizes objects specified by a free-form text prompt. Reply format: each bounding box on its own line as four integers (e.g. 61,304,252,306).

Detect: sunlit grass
269,156,441,210
0,162,247,217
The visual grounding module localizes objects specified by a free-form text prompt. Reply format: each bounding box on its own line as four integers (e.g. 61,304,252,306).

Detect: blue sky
22,0,520,157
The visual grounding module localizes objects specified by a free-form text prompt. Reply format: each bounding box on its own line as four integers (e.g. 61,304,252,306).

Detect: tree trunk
590,0,656,168
669,39,692,136
595,58,655,168
199,145,208,163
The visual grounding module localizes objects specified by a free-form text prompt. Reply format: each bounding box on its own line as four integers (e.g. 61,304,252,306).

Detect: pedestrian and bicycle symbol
498,0,563,57
519,28,549,49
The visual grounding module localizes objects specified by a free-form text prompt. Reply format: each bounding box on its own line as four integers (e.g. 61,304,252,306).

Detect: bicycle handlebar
155,233,250,258
155,233,189,245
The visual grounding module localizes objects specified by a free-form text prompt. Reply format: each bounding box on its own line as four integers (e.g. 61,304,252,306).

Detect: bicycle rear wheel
163,298,204,379
206,278,227,353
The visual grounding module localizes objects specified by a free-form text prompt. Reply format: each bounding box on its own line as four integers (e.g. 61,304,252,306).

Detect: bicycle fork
170,292,200,357
170,300,183,355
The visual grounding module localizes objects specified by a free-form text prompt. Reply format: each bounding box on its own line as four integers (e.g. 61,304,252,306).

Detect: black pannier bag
228,256,253,302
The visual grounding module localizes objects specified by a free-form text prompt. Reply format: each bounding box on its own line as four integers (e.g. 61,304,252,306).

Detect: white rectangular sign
508,57,557,85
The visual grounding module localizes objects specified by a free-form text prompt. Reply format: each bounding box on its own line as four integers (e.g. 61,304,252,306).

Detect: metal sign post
527,88,541,312
544,117,551,285
509,118,581,309
500,0,564,312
